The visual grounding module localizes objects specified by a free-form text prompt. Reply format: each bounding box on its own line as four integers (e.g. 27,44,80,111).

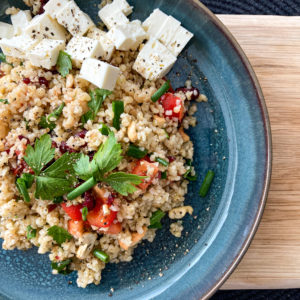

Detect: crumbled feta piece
107,20,146,51
44,0,71,18
11,10,32,36
99,9,129,30
99,0,133,17
28,39,65,69
142,9,168,38
0,22,14,39
87,27,115,61
56,1,94,36
156,16,181,46
80,58,120,91
166,25,193,56
65,36,105,65
25,13,68,41
0,36,39,59
133,38,176,80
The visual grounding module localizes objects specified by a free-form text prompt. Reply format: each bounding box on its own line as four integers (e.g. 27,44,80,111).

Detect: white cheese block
99,9,129,30
25,13,68,41
99,0,133,18
65,36,105,65
87,27,115,61
156,16,181,46
44,0,71,18
56,1,94,36
0,22,14,39
11,10,32,36
0,36,39,59
107,20,146,51
133,39,176,80
28,39,65,69
166,26,193,56
142,9,168,38
80,58,120,91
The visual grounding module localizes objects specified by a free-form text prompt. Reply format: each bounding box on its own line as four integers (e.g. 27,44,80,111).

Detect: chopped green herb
26,225,36,239
53,196,64,204
161,171,167,179
126,144,148,159
0,99,9,104
93,249,110,263
81,89,112,124
39,116,56,131
199,170,215,197
149,210,166,229
164,129,169,139
56,51,72,77
112,100,124,130
183,160,197,181
99,123,111,136
16,178,31,203
155,157,169,167
82,206,88,221
151,80,170,102
0,53,13,66
24,119,30,130
51,259,72,275
48,103,65,122
47,225,72,245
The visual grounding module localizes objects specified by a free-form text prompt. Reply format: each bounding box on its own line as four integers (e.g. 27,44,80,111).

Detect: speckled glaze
0,0,271,299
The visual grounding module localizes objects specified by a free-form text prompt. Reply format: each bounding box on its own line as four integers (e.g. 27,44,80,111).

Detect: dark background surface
205,0,300,299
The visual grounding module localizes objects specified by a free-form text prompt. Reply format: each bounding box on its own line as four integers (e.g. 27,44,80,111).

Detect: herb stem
67,177,97,200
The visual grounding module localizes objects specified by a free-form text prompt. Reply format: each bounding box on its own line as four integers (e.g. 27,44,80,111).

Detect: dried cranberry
51,141,58,148
18,135,30,145
83,191,95,211
38,0,49,14
12,159,27,176
107,194,115,205
38,77,49,88
157,171,162,180
0,70,5,78
23,78,31,85
168,156,175,163
88,152,95,162
55,256,60,260
59,142,77,154
143,156,153,163
75,130,87,139
47,204,57,213
175,87,200,100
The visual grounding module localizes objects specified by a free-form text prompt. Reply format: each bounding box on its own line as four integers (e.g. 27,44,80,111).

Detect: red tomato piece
68,220,84,238
87,203,117,228
61,203,83,221
160,93,184,121
132,159,159,190
101,222,122,235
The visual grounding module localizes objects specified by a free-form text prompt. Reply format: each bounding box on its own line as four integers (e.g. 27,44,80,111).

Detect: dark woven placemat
204,0,300,299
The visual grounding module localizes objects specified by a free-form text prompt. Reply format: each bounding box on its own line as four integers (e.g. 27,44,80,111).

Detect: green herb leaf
26,225,37,239
39,116,57,131
20,173,35,188
99,123,111,136
0,99,9,104
47,225,72,245
103,172,145,196
0,53,12,66
24,119,30,130
82,206,88,221
148,210,166,229
53,196,64,204
51,259,72,275
183,160,197,181
161,171,167,179
126,144,148,159
56,51,72,77
81,89,112,124
112,100,124,130
16,178,31,203
74,154,98,181
155,157,169,166
24,134,55,176
48,103,65,122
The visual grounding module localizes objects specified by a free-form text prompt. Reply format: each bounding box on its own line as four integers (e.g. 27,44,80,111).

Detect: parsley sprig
47,225,72,245
56,51,72,77
67,132,146,200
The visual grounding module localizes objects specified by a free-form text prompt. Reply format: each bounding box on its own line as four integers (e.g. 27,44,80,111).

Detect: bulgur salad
0,0,214,288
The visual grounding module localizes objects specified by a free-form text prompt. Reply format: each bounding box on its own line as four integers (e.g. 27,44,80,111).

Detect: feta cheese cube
44,0,71,18
99,0,133,18
87,27,115,61
80,58,120,91
56,1,94,36
133,39,176,80
166,26,193,56
156,16,181,46
0,22,14,39
0,36,39,59
11,10,32,36
25,13,68,41
107,20,146,51
99,9,129,30
65,36,105,65
142,9,168,38
28,39,65,69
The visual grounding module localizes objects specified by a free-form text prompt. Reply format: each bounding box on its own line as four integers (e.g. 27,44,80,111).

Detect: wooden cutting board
216,15,300,290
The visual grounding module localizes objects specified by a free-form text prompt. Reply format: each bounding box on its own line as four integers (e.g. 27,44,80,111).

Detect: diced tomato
68,220,84,238
93,186,112,204
87,202,117,228
160,93,184,121
61,203,83,221
101,222,122,235
132,159,159,190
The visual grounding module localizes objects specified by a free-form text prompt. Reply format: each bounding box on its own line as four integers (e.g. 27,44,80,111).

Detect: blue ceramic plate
0,0,271,299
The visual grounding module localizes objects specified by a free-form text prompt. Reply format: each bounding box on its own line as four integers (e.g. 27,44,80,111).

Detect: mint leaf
0,99,9,104
93,132,122,176
103,172,145,196
57,51,72,77
27,225,36,239
24,134,55,176
81,89,112,124
74,154,98,181
149,210,166,229
47,225,72,245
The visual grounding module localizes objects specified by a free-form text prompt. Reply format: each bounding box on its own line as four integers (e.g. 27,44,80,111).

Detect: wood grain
215,15,300,289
